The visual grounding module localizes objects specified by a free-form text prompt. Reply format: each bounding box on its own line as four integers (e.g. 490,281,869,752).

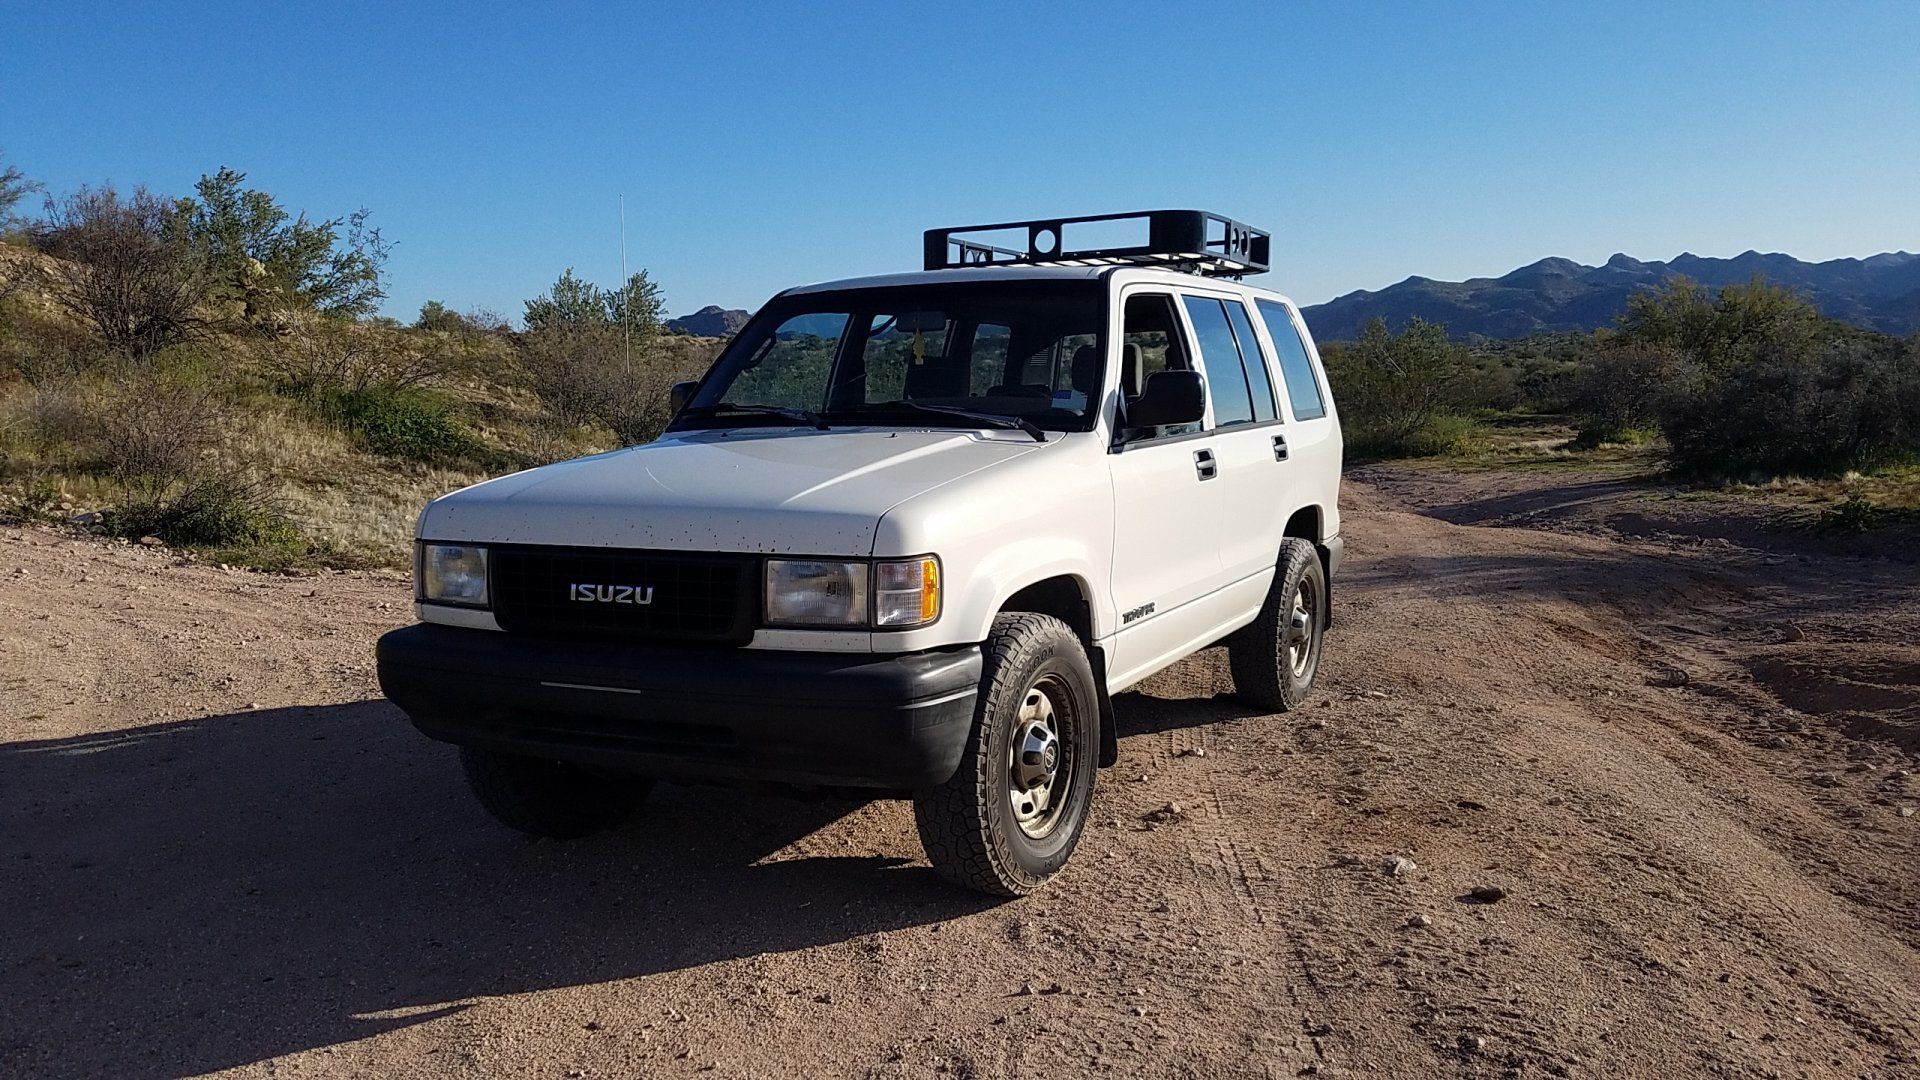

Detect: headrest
1123,342,1145,397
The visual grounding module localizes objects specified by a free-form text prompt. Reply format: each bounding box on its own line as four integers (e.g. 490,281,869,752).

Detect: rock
1811,773,1842,788
1382,855,1417,877
1464,884,1508,904
1899,806,1915,819
1458,1034,1485,1055
1763,736,1792,750
1178,746,1208,758
1645,666,1690,688
1142,802,1187,827
1407,913,1432,929
1778,622,1805,643
138,535,164,547
68,511,103,527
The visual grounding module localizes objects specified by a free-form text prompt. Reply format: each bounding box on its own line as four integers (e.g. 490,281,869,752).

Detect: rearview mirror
888,309,946,334
670,380,697,413
1125,369,1206,429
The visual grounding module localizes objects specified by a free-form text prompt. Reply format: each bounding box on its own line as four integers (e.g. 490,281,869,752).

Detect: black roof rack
924,210,1269,278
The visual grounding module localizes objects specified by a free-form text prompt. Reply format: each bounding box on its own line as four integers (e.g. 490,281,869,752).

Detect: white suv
377,211,1343,896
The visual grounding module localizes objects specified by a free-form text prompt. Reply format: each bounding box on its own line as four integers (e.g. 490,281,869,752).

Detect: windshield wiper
679,402,830,430
852,401,1047,442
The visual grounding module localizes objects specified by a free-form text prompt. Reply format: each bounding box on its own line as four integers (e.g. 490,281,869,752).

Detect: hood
419,427,1046,553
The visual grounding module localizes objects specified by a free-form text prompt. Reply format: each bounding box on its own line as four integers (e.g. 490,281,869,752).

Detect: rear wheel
914,613,1099,897
1229,538,1328,712
459,746,652,839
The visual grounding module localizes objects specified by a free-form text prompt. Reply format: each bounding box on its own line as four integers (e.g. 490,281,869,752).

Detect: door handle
1272,433,1289,461
1194,448,1217,480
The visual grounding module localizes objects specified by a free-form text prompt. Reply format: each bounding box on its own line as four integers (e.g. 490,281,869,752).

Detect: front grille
489,545,757,645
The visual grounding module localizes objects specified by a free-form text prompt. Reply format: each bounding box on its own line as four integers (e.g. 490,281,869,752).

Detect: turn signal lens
874,556,941,628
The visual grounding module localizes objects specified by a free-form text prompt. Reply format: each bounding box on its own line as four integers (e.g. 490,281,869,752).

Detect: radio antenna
619,194,631,366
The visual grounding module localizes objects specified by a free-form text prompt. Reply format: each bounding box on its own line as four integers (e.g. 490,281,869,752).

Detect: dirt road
3,474,1917,1078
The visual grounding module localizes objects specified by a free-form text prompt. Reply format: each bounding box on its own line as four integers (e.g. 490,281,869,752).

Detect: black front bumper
376,624,982,790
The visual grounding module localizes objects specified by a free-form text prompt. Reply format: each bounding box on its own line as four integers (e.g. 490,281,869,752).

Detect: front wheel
913,613,1099,897
1228,537,1329,712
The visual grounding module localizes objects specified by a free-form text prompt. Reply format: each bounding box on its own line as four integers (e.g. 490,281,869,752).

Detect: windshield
674,281,1107,434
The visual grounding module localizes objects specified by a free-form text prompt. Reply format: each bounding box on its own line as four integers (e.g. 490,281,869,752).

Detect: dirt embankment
2,472,1916,1078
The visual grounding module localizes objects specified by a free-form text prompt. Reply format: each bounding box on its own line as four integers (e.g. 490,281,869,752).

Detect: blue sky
5,2,1917,323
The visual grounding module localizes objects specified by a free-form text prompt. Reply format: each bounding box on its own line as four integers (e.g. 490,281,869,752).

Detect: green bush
1818,496,1880,532
1658,333,1919,476
304,384,476,463
1345,413,1483,461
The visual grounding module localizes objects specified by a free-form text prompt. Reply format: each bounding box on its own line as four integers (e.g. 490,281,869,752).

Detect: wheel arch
1283,504,1334,627
997,574,1119,769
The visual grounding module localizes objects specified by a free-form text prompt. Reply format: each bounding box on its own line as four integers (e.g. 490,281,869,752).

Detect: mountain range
1297,250,1920,341
669,250,1920,343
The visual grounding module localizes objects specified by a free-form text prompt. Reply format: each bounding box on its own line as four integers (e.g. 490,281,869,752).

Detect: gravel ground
2,475,1917,1079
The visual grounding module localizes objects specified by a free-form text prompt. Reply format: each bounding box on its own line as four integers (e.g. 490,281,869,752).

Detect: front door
1104,290,1226,690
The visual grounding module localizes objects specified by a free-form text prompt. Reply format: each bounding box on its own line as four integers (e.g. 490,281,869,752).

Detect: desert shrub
1566,345,1678,445
308,384,476,462
94,376,222,493
29,184,216,360
1322,317,1491,460
0,474,63,524
180,167,390,323
1344,412,1485,460
514,267,704,445
1658,333,1919,476
5,380,92,458
519,323,673,442
1818,495,1879,532
105,469,295,547
266,318,462,394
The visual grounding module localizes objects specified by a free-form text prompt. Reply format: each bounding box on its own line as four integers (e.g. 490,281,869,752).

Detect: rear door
1251,298,1341,524
1104,289,1226,687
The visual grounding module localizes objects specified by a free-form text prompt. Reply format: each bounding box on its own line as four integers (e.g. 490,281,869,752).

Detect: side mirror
669,380,698,413
1125,369,1206,429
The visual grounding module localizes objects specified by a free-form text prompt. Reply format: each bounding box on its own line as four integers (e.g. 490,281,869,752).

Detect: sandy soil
3,471,1917,1079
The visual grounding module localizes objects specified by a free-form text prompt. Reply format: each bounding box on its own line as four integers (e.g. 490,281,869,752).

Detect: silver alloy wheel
1284,577,1319,680
1007,675,1074,839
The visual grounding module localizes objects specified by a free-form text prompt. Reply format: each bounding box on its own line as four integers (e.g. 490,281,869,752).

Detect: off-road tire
1228,537,1329,712
459,746,652,839
913,613,1099,897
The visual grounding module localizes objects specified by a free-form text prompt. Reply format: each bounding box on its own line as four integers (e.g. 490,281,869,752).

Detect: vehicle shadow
0,702,993,1079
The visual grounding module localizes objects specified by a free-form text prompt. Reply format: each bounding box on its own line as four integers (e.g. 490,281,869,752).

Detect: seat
1120,343,1146,400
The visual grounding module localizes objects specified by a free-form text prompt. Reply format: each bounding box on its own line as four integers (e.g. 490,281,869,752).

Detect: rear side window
1181,296,1255,427
1222,300,1277,422
1254,299,1327,420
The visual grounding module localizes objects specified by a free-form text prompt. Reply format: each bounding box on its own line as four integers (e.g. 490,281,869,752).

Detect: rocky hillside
666,305,750,337
1300,250,1920,341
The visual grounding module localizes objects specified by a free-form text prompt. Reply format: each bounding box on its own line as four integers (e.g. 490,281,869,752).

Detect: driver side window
1120,293,1199,439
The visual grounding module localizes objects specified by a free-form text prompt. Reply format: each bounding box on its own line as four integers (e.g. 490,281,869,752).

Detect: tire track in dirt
5,475,1920,1078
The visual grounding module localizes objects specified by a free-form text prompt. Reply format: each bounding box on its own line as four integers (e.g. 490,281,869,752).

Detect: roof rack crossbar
924,210,1269,277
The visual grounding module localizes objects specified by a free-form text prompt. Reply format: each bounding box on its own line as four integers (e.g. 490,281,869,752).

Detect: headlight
765,560,868,626
419,543,489,607
763,556,941,629
874,556,940,628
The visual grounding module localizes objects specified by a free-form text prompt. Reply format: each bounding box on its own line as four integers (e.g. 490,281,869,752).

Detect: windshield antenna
618,194,631,367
